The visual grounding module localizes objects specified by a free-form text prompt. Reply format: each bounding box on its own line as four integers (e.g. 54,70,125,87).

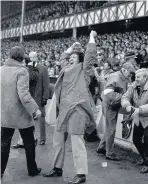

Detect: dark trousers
133,123,148,166
1,126,38,175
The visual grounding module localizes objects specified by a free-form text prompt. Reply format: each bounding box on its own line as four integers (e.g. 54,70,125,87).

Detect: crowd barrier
96,104,138,153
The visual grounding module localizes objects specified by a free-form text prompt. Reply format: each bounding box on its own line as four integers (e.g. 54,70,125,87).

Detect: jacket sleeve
139,104,148,115
83,43,97,84
104,74,123,103
42,66,50,100
17,68,39,114
121,85,134,108
60,52,71,70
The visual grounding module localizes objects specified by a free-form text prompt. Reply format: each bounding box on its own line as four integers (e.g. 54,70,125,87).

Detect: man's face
135,73,147,87
29,54,38,62
123,69,132,78
97,52,104,65
69,53,79,65
104,62,110,70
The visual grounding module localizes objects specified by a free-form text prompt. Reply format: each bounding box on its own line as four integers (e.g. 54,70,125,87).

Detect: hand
126,106,132,113
90,30,97,38
33,109,41,120
131,108,139,118
42,99,47,106
71,42,81,49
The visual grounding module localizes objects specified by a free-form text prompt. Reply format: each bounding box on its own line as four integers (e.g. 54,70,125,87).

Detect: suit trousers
97,103,118,157
133,123,148,166
53,129,88,175
1,126,38,175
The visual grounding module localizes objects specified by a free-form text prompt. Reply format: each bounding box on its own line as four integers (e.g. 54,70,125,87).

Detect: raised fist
90,30,97,38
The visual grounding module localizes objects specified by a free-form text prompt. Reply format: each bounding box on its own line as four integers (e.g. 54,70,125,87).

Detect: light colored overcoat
55,43,97,135
1,59,38,129
121,80,148,128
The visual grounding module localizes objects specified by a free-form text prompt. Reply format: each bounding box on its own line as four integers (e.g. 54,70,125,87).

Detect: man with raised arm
43,31,97,184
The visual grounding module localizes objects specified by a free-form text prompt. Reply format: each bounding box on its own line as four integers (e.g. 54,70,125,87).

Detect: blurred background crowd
2,30,148,76
1,1,124,30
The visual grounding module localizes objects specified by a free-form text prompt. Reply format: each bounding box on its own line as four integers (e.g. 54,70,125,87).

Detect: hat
122,62,136,73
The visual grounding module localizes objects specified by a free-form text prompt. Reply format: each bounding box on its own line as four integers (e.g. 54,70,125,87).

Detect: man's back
1,59,37,129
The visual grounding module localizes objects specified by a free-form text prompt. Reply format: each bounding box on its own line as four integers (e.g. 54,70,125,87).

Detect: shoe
39,141,45,145
140,166,148,173
96,148,106,155
12,144,24,149
28,168,42,176
43,168,62,177
68,174,86,184
136,159,146,166
106,154,120,161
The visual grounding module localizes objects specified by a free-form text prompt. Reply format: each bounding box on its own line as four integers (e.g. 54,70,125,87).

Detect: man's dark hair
10,46,25,62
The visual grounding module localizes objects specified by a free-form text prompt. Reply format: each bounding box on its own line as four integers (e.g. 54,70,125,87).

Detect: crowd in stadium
2,30,148,76
2,1,124,30
1,30,148,182
1,0,148,182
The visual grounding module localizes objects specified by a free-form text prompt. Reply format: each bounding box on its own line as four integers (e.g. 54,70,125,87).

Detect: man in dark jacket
1,46,41,177
96,62,136,161
29,52,49,145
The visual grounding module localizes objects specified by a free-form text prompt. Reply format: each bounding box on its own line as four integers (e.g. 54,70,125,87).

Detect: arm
83,31,97,83
103,74,123,103
59,45,74,70
121,85,134,109
17,68,39,115
59,52,71,70
139,104,148,115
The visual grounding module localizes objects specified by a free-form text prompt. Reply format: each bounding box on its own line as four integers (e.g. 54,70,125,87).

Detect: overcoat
1,59,38,129
121,80,148,128
33,64,49,115
55,43,97,135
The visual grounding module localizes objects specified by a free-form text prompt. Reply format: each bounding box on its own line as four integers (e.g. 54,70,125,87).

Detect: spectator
96,62,136,161
121,68,148,173
1,46,41,177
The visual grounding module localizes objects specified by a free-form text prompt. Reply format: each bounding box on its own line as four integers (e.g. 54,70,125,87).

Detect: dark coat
28,65,39,98
1,59,39,129
33,64,49,113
